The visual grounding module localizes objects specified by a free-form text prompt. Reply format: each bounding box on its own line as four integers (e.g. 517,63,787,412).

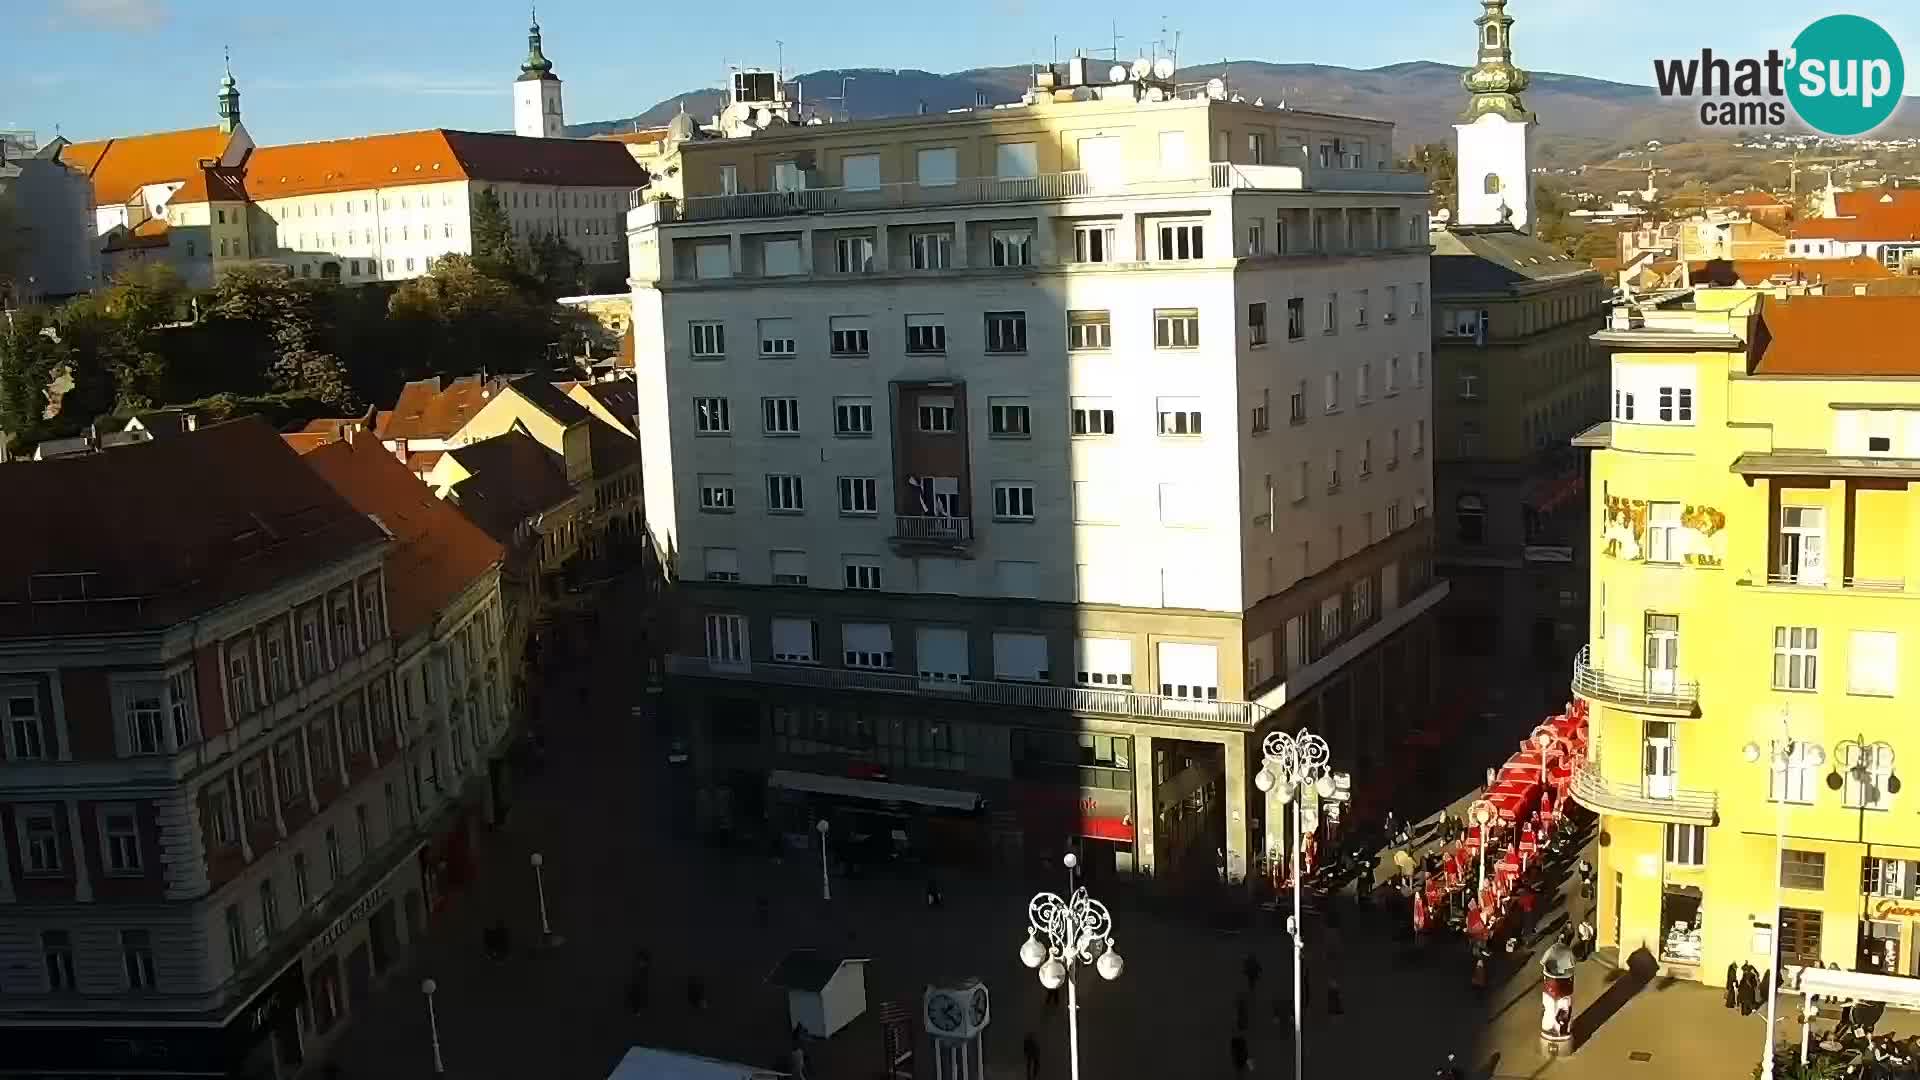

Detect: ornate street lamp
1018,855,1123,1080
1744,710,1826,1079
1254,728,1335,1080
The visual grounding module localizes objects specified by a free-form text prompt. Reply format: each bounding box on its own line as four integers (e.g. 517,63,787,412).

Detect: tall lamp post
421,977,445,1075
1254,727,1335,1080
1468,799,1496,893
1744,710,1825,1079
1018,855,1124,1080
816,818,832,901
530,851,562,946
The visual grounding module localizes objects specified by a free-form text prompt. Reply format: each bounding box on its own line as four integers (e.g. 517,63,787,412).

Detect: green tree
470,187,518,272
526,233,586,298
1402,143,1458,219
0,307,70,449
387,255,561,375
1571,229,1619,264
203,264,355,406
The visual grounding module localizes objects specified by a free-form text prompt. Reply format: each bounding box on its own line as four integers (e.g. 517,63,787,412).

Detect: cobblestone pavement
322,605,1806,1080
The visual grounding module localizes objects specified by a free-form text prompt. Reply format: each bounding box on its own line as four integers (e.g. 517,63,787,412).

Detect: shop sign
1871,898,1920,920
308,884,390,962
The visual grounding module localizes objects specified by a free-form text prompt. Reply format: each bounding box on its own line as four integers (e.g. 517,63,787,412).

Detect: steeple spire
521,7,554,79
217,46,242,134
1460,0,1533,123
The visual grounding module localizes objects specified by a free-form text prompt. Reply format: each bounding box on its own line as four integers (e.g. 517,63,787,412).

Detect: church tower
1453,0,1535,230
217,51,242,135
514,9,565,139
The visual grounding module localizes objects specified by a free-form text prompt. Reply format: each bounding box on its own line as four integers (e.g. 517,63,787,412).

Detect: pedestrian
687,974,707,1011
1022,1032,1041,1080
1516,885,1537,941
1724,963,1739,1010
1738,963,1759,1016
1230,1033,1251,1075
1757,968,1771,1014
789,1043,808,1080
1575,915,1595,961
1243,951,1263,992
926,878,943,908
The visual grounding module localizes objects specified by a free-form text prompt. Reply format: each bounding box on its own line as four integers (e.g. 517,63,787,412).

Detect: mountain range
564,60,1920,169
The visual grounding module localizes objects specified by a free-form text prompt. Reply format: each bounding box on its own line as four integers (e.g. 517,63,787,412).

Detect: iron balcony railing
667,654,1265,729
1571,644,1700,713
1756,572,1905,592
892,515,974,544
1568,764,1718,824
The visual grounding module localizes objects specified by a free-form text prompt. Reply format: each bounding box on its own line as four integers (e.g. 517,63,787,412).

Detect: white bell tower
1453,0,1535,230
513,8,565,139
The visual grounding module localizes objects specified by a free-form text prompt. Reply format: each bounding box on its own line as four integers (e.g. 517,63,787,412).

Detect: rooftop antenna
776,39,784,84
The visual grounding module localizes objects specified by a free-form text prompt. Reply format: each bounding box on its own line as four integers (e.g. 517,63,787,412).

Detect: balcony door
1077,136,1124,193
1643,721,1676,800
1778,506,1827,586
1644,614,1679,695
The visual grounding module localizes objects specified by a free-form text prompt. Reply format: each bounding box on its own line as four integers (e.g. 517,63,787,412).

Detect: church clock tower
1453,0,1535,230
513,9,565,139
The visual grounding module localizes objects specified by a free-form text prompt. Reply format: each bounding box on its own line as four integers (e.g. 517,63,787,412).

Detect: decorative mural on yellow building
1599,496,1728,566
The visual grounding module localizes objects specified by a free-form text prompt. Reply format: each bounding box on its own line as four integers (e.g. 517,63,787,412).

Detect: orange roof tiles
242,129,646,201
1753,294,1920,376
1688,256,1894,286
174,165,249,203
60,126,233,206
102,217,171,253
304,435,503,640
283,432,333,454
1794,189,1920,242
592,129,671,145
378,376,501,443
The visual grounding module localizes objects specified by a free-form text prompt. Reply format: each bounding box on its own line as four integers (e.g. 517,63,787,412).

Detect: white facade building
1454,0,1535,230
512,14,566,139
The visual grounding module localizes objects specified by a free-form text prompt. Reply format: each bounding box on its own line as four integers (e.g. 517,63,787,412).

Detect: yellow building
1575,290,1920,988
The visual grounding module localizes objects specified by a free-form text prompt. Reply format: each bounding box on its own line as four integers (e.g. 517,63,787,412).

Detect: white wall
1455,114,1533,230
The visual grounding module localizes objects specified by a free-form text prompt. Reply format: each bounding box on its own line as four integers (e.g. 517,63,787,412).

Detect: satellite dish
1131,57,1151,80
1206,76,1227,99
1253,96,1265,107
1108,64,1129,84
754,107,772,127
1153,56,1175,80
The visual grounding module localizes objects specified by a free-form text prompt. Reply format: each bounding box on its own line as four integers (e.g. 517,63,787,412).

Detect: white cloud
55,0,170,31
253,72,498,98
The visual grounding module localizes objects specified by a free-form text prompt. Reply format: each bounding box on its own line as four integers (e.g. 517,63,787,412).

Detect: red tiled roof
378,376,502,443
303,435,503,640
1753,294,1920,376
591,129,671,146
1687,256,1895,286
101,217,172,253
240,130,647,202
441,430,574,544
60,126,234,206
1834,188,1920,217
283,432,333,454
174,165,250,203
0,418,387,637
1794,189,1920,242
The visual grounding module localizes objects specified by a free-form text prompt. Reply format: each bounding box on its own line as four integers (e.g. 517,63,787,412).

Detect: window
770,551,810,587
241,762,268,822
1414,419,1426,455
837,477,878,515
995,142,1038,180
355,803,372,858
1781,849,1826,890
1357,363,1372,404
1248,302,1269,346
834,235,875,274
844,623,896,670
1414,351,1428,387
843,559,883,591
761,397,801,435
1849,630,1898,696
1072,397,1116,436
1613,386,1636,421
990,229,1033,267
703,548,741,582
761,237,802,275
704,614,746,665
259,876,281,936
770,617,817,662
993,482,1036,521
1665,823,1705,867
1387,355,1401,394
833,398,873,436
1772,626,1819,690
1246,218,1265,256
1157,221,1205,260
990,398,1031,437
1157,398,1203,436
910,231,952,269
1324,372,1341,412
918,146,959,187
22,807,60,873
1154,308,1199,349
1327,449,1342,491
1458,419,1484,458
123,684,165,756
1411,284,1425,317
1387,499,1403,532
227,647,256,717
123,929,156,990
44,930,75,992
1251,391,1271,434
1646,502,1683,563
1384,284,1399,322
1360,438,1373,477
829,316,870,356
698,474,736,512
1076,637,1133,688
1319,594,1345,646
1289,383,1306,424
1658,385,1694,423
275,738,304,804
841,153,880,191
102,807,141,874
1068,310,1111,351
765,474,804,513
1075,224,1115,263
1843,743,1896,811
1323,293,1338,334
689,321,725,358
1286,297,1305,340
224,905,248,967
917,398,955,433
757,318,796,357
1355,289,1369,327
895,312,948,355
1769,744,1819,803
1457,372,1481,400
985,311,1027,353
1157,130,1188,172
693,396,731,434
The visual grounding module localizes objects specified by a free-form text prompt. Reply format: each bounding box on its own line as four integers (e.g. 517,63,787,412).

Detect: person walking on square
1230,1033,1251,1075
925,878,943,908
1724,963,1739,1010
1022,1032,1041,1080
1738,963,1759,1016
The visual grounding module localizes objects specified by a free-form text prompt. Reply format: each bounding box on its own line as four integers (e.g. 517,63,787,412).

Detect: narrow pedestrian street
324,596,1783,1080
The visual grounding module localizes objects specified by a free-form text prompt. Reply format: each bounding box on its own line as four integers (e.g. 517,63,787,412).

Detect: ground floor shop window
309,955,343,1033
1780,907,1824,969
1858,919,1902,975
1660,884,1703,963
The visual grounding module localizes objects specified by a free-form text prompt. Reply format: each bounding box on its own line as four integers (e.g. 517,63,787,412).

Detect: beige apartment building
628,69,1447,885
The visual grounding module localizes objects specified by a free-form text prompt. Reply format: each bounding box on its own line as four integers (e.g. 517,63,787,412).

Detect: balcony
1569,765,1718,824
667,654,1266,730
1746,572,1908,594
1571,644,1700,717
630,150,1426,225
889,514,975,555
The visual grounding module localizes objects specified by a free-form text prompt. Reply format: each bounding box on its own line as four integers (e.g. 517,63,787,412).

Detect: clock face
927,994,963,1032
968,986,990,1026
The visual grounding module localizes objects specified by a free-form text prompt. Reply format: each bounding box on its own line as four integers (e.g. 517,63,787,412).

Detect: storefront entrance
1859,920,1902,976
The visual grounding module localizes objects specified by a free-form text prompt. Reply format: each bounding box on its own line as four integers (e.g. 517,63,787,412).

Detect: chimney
974,89,988,109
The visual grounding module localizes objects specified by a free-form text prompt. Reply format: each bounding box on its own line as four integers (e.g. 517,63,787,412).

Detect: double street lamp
1018,853,1124,1080
1254,727,1335,1080
1744,710,1825,1079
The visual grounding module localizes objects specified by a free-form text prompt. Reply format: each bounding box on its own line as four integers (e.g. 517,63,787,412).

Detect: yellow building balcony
1571,644,1700,717
1568,764,1718,824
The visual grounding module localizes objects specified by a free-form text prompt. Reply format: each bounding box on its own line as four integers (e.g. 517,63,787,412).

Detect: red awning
1081,817,1135,843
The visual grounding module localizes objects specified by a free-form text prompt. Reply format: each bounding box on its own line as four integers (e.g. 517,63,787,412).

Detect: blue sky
9,0,1918,145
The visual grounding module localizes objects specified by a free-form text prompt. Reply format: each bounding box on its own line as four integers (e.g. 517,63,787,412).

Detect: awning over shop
1792,966,1920,1011
767,770,983,812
